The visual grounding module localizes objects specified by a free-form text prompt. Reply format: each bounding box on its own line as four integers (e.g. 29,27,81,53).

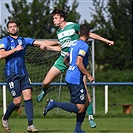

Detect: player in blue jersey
43,24,94,133
0,20,56,132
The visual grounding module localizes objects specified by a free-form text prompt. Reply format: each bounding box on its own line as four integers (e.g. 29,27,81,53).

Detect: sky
0,0,107,28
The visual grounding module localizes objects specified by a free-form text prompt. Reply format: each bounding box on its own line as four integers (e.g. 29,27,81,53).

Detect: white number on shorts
9,82,14,89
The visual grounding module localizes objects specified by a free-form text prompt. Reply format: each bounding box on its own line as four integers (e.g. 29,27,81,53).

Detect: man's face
7,23,19,36
53,14,64,26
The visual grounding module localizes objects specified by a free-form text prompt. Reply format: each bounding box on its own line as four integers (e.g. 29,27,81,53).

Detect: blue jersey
0,36,34,76
65,40,89,85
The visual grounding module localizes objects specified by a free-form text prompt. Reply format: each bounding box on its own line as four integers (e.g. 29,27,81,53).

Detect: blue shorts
66,82,87,104
6,74,32,98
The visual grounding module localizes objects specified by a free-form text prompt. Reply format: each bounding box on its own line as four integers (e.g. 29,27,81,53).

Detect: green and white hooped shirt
57,22,80,57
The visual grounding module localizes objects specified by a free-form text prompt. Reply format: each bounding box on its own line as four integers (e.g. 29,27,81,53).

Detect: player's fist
107,41,114,46
40,44,46,50
15,44,23,51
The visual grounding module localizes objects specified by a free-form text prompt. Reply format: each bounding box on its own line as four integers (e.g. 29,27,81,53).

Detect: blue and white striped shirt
0,36,34,76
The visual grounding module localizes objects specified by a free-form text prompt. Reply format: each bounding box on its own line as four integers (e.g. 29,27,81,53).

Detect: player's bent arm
0,45,23,59
46,45,61,51
89,32,114,46
76,56,94,83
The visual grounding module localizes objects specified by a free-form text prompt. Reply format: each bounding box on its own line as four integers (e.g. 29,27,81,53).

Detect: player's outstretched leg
87,102,96,128
43,99,55,116
36,88,49,103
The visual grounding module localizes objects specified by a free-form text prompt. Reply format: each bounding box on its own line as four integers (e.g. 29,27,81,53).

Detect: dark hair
51,9,67,20
80,24,90,37
6,20,19,28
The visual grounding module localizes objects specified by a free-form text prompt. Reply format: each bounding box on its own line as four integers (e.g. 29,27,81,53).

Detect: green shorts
53,55,68,73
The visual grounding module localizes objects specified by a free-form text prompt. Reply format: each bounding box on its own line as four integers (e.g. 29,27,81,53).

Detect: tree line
0,0,132,70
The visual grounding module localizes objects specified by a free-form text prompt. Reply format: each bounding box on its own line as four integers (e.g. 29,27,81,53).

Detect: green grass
0,117,133,133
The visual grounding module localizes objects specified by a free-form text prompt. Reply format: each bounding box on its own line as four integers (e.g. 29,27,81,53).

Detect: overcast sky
0,0,107,28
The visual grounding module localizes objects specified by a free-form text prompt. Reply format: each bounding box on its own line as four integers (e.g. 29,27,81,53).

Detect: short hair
80,24,90,37
51,9,67,20
6,20,18,28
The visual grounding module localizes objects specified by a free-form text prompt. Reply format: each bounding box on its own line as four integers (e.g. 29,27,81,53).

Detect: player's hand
107,40,114,46
63,54,70,66
40,44,46,50
15,44,23,51
87,75,94,84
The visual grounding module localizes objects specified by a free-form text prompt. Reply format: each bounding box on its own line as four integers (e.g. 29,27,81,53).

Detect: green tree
0,0,81,64
0,0,80,39
52,0,80,23
90,0,132,70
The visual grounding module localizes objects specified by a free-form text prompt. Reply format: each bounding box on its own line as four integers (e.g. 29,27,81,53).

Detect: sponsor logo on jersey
68,65,75,70
58,29,75,39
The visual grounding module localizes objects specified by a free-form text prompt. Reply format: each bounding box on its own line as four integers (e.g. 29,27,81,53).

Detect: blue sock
24,99,33,126
53,101,78,113
3,102,17,120
75,109,86,132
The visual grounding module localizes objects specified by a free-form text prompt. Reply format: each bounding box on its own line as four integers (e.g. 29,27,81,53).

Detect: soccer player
43,24,94,133
0,20,55,132
37,8,114,128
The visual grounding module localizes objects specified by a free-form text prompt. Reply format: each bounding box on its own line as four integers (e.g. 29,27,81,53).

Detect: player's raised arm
46,45,61,51
33,40,58,46
89,32,114,46
33,40,59,50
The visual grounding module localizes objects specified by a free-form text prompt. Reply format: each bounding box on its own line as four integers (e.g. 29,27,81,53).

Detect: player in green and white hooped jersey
37,9,114,128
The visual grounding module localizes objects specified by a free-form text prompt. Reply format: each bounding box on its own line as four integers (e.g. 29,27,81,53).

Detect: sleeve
74,23,80,34
0,37,8,50
78,42,89,57
24,37,35,46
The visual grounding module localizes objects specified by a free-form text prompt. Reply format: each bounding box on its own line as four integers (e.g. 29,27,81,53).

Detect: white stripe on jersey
58,29,75,39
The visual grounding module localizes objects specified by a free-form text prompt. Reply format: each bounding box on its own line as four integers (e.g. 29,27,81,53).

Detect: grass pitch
0,117,133,133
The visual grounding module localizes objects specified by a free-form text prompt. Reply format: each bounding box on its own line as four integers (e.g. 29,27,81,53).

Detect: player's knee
78,108,85,113
77,105,85,113
13,100,22,106
13,97,22,106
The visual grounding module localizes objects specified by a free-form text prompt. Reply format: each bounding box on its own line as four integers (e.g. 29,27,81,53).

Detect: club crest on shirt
18,39,22,45
80,94,85,100
11,46,15,49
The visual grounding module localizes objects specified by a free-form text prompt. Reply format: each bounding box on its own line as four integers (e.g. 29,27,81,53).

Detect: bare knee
76,104,85,113
13,97,22,106
78,107,85,113
22,89,32,100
